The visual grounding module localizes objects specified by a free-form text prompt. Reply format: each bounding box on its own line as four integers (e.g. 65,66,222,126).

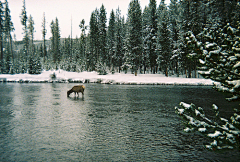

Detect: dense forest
0,0,239,77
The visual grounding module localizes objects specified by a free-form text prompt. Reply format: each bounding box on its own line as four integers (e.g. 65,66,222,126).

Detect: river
0,83,239,161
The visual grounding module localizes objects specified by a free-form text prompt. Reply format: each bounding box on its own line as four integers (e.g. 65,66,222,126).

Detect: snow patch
198,127,207,132
180,102,191,109
0,70,214,85
208,131,222,138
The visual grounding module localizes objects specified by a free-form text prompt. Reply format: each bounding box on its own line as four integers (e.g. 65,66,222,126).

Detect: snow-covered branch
175,102,240,151
176,23,240,151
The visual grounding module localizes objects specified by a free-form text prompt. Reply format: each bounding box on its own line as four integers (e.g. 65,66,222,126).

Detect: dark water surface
0,83,239,161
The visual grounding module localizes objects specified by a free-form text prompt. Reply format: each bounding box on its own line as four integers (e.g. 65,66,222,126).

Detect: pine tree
209,0,240,28
20,0,28,73
142,6,151,74
50,18,61,65
0,1,3,73
99,4,107,64
27,14,35,74
175,23,240,151
157,0,171,77
4,0,14,74
107,9,115,68
178,0,194,78
89,9,99,71
79,19,87,70
114,8,125,73
189,0,203,78
42,12,47,63
28,15,34,54
61,36,71,71
169,0,180,76
126,0,142,76
149,0,158,74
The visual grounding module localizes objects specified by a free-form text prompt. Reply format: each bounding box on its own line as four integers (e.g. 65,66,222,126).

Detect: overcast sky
3,0,170,41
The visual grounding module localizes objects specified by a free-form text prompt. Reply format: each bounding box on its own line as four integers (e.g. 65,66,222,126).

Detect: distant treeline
0,0,239,76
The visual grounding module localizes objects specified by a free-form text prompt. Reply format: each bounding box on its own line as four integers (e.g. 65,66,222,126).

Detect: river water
0,83,239,161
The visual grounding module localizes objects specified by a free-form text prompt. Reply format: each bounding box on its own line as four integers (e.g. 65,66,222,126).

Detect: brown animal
67,85,85,97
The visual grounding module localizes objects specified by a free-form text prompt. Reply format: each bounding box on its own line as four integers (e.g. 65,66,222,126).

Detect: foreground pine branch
176,22,240,151
175,102,240,151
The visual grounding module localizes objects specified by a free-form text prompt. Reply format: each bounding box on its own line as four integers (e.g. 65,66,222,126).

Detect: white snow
198,127,207,132
212,104,218,110
177,108,185,115
180,102,192,109
195,109,201,116
0,69,214,85
233,61,240,68
211,140,218,146
199,59,205,64
184,127,193,133
205,43,216,49
208,131,222,138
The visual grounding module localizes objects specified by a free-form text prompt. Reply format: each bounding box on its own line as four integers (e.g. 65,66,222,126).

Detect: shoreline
0,69,214,86
0,79,213,86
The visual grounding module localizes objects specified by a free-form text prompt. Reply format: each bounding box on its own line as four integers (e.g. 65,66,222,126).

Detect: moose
67,85,85,97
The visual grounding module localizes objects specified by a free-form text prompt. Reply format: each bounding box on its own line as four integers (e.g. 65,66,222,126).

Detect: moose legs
74,92,84,97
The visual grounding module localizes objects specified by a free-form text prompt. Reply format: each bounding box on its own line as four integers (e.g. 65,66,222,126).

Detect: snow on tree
88,9,99,71
20,0,28,73
148,0,158,74
114,7,125,73
95,59,107,75
142,6,151,74
0,1,3,73
169,0,181,76
99,4,107,65
175,23,240,151
50,18,61,65
107,9,115,68
3,0,14,74
157,0,172,77
125,0,142,76
42,12,47,63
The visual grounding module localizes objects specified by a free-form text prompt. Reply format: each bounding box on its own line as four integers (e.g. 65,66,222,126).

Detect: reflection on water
0,83,239,161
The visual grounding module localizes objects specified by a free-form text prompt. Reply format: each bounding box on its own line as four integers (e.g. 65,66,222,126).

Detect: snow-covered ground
0,69,214,85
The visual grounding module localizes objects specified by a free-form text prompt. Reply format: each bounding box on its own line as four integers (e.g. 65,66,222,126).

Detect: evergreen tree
4,0,14,74
27,14,34,74
149,0,158,74
50,18,61,65
175,23,240,151
157,0,171,77
20,0,28,73
178,0,194,77
114,8,125,73
209,0,240,28
189,0,203,77
107,9,115,68
79,19,87,70
88,9,99,71
27,15,41,74
39,44,43,57
42,12,47,63
169,0,180,76
126,0,142,76
28,15,34,54
142,6,151,74
99,4,107,64
61,36,71,71
0,1,3,73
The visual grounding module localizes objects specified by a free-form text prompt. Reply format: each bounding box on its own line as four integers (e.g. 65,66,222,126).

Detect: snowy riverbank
0,69,214,85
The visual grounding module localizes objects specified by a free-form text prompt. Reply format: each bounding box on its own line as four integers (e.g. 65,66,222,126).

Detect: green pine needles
175,22,240,151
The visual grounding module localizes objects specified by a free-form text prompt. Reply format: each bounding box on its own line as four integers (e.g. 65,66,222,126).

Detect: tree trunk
165,67,168,77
